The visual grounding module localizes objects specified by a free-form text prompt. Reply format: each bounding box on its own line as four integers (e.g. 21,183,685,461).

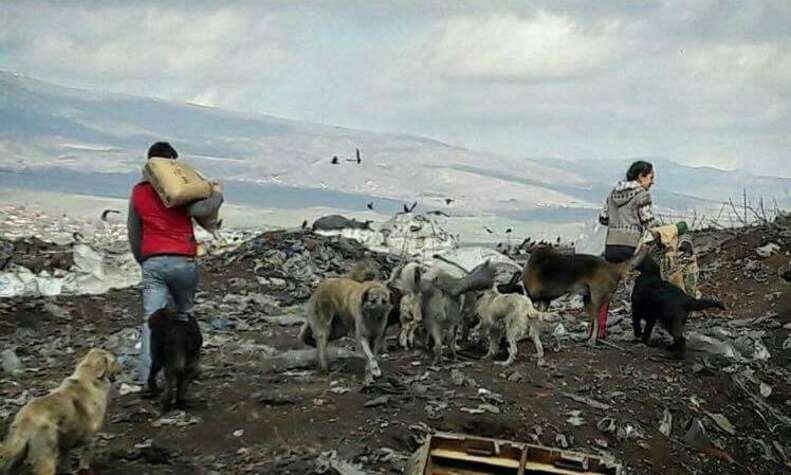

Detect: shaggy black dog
147,308,203,411
632,257,724,356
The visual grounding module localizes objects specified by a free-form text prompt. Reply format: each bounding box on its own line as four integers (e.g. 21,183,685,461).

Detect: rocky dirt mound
1,224,790,474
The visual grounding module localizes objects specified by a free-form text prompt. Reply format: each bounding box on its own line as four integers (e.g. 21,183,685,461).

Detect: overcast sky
2,1,789,176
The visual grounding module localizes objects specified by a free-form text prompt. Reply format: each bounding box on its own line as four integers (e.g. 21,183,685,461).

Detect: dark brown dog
147,309,203,411
522,245,652,346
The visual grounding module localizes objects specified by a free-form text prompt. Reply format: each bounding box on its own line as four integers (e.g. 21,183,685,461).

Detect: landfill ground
2,222,791,475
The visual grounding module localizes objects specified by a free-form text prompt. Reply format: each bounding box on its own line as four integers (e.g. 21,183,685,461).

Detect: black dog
632,257,723,355
148,308,203,410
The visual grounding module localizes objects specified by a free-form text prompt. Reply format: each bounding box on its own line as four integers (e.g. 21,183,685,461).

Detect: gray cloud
1,1,789,176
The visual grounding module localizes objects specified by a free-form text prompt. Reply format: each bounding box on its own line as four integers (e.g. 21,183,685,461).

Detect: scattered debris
756,242,781,258
119,383,142,396
315,450,367,475
659,408,673,437
152,411,202,428
597,417,617,434
1,348,22,374
251,389,297,406
566,410,586,427
704,411,736,436
364,395,392,408
562,392,612,411
261,348,361,373
683,419,710,448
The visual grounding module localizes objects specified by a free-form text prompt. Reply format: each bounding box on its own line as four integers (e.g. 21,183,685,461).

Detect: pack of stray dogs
2,232,727,474
299,227,726,386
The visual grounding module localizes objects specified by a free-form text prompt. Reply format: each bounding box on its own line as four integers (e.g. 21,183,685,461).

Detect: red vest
131,182,197,258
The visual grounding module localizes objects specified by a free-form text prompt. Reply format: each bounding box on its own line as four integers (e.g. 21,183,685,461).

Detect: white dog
475,289,552,366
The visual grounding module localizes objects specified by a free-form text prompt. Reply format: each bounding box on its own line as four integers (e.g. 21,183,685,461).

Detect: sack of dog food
143,158,212,208
660,235,700,298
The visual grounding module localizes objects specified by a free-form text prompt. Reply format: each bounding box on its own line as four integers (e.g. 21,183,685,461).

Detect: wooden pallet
405,432,622,475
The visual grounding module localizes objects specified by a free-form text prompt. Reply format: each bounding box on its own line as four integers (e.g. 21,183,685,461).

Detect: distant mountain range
1,70,789,222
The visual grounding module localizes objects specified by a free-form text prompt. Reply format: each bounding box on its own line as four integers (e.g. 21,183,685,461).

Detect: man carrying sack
127,141,223,383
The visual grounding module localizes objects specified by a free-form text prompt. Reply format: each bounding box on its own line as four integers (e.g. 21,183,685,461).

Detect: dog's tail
0,420,30,474
447,260,496,297
527,308,554,322
432,254,469,274
684,296,725,312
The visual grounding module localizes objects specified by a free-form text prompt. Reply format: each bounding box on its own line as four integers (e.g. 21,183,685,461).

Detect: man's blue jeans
138,255,198,382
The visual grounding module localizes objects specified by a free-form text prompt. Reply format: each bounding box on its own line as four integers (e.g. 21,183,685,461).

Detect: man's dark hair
626,160,653,181
147,142,178,159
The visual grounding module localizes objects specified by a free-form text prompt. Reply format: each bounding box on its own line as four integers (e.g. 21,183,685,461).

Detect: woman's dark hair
147,142,178,159
626,160,653,181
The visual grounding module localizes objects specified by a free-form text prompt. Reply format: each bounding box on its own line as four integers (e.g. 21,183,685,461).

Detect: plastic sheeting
0,242,140,298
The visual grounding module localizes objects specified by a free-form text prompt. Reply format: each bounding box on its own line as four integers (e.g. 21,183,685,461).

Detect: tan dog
1,348,120,475
300,278,392,382
475,290,552,366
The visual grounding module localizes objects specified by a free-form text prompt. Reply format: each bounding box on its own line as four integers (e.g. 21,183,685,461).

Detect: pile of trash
204,229,400,306
0,236,74,274
313,212,458,260
0,237,140,298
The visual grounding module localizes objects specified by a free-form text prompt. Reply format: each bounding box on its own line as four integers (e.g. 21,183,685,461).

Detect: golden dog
300,278,392,383
1,348,120,475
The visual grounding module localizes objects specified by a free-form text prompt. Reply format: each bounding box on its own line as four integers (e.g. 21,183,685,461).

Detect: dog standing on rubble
147,308,203,411
420,260,496,364
632,256,724,355
0,349,120,475
387,261,425,349
300,278,392,382
474,289,552,366
459,270,527,345
522,244,653,346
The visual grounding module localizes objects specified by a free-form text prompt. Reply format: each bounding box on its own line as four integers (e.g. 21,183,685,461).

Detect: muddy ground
2,225,791,474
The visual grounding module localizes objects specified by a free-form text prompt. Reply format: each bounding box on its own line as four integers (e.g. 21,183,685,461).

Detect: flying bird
444,198,454,205
100,209,120,221
331,156,339,165
403,201,418,213
301,220,308,230
356,148,361,164
426,210,450,217
505,228,512,234
484,226,494,234
366,202,374,210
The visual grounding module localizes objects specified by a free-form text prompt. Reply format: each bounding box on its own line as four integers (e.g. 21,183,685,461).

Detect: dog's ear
148,308,169,327
83,349,110,380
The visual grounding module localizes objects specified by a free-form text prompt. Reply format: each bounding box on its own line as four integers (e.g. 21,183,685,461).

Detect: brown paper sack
143,158,212,208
